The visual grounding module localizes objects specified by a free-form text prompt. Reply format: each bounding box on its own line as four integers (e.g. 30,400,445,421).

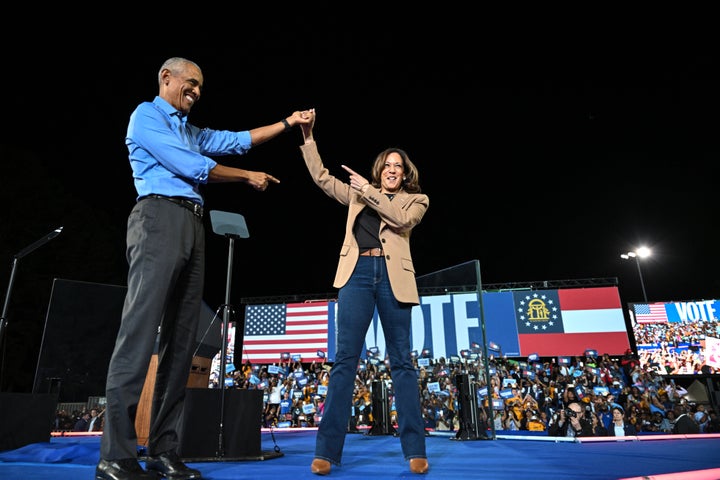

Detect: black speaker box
366,380,395,436
178,388,274,461
453,373,488,441
0,393,57,451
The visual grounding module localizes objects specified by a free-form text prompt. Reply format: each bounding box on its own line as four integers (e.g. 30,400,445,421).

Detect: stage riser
0,393,57,451
178,388,262,460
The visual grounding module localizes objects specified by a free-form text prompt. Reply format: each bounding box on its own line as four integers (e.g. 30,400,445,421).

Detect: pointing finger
341,164,358,176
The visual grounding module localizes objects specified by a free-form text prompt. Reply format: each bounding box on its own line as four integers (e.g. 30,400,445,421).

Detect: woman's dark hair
369,148,422,193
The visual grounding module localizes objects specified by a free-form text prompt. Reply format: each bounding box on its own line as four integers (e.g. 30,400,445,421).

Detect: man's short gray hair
158,57,201,85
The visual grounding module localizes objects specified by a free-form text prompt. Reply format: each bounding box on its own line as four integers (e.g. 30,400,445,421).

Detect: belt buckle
193,203,202,218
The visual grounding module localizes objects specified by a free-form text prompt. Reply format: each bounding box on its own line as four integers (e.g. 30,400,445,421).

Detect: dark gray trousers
101,197,205,460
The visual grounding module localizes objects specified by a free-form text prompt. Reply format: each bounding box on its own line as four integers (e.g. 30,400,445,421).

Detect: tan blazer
300,142,429,305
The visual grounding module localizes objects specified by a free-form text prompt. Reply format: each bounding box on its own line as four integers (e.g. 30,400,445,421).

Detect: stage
1,429,720,480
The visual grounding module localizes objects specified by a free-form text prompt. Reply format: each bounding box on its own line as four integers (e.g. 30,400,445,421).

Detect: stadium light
620,247,651,302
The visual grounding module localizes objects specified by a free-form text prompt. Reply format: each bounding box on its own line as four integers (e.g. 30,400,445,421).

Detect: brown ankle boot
311,458,331,475
409,458,429,474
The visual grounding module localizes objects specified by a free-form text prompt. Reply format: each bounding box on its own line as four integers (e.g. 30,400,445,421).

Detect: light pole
620,247,651,302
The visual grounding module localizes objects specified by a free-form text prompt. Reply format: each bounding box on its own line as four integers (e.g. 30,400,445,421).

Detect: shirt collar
171,110,187,125
153,96,186,120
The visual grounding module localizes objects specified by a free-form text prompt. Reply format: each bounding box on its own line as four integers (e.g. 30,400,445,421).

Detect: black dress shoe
96,458,158,480
144,451,202,479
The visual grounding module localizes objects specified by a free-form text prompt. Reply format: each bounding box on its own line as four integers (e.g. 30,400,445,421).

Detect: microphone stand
0,227,63,371
208,211,249,459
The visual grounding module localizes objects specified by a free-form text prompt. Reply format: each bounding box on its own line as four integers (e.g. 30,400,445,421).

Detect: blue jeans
314,256,426,465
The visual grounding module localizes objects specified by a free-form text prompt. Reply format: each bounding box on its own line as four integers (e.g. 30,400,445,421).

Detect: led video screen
629,300,719,376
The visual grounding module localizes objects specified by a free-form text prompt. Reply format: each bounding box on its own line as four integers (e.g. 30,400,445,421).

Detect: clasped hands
250,108,315,191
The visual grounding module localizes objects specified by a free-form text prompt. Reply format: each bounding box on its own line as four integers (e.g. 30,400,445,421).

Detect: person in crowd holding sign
264,377,283,427
297,109,429,475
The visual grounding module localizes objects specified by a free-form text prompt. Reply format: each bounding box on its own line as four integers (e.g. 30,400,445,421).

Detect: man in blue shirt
97,57,312,480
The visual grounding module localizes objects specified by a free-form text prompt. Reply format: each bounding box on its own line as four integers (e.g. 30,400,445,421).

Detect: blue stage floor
1,429,720,480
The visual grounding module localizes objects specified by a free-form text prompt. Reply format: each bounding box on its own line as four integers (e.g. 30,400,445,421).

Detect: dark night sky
1,18,718,392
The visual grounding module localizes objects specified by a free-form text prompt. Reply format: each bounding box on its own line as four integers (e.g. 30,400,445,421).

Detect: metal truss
240,277,619,305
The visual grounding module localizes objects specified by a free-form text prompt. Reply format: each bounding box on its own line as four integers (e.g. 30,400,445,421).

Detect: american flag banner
634,303,669,324
242,302,330,363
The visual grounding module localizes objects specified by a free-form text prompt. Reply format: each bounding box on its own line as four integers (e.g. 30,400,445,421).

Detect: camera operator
547,401,594,438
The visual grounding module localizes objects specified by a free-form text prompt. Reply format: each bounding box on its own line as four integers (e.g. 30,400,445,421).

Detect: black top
354,208,381,250
353,193,395,250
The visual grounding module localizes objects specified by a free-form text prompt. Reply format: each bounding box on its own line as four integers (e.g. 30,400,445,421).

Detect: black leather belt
360,248,384,257
141,194,204,219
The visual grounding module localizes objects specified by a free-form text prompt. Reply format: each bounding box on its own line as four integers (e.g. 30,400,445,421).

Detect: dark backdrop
32,279,222,403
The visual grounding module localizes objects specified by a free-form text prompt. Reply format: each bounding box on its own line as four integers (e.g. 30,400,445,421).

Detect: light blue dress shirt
126,96,253,205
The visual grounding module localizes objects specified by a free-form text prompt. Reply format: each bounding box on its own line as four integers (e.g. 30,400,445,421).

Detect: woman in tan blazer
299,109,430,476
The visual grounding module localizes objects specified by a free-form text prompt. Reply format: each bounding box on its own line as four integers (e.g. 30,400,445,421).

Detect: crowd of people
55,406,105,433
54,349,719,439
207,348,719,438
